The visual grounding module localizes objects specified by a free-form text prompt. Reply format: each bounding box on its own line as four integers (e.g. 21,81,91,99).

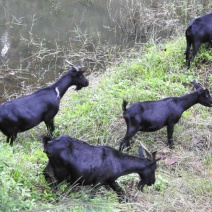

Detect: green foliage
195,44,212,63
0,141,52,211
153,174,169,192
0,35,211,210
209,74,212,85
56,36,196,145
204,154,212,165
0,143,34,211
186,177,212,195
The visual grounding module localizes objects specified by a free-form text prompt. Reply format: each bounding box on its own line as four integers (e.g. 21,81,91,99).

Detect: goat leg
7,134,17,146
119,139,131,152
185,40,192,69
90,183,102,199
108,181,127,203
119,126,139,151
191,41,201,65
6,136,10,144
167,124,174,148
43,162,58,189
45,119,55,137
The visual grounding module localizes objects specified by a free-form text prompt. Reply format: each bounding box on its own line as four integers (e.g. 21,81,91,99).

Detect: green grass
0,36,212,211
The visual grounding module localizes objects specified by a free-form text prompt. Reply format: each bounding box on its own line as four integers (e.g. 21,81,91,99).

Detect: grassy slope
0,36,212,211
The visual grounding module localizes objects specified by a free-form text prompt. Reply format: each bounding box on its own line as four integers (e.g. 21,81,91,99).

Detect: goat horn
139,142,152,159
65,60,80,72
65,59,74,66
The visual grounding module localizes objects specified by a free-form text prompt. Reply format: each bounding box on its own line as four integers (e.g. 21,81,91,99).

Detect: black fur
0,65,89,145
43,135,160,202
185,12,212,68
119,80,212,150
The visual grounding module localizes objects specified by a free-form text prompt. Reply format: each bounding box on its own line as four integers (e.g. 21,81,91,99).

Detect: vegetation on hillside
0,36,212,211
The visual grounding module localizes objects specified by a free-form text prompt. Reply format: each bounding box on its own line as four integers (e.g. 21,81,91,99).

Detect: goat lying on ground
185,12,212,68
43,135,160,202
0,63,89,145
119,80,212,151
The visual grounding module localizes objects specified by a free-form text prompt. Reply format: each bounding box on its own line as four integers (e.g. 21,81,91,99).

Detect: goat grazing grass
0,36,212,211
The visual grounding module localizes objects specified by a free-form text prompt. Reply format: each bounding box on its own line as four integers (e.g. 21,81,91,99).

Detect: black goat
185,12,212,68
43,135,160,202
119,80,212,151
0,64,89,145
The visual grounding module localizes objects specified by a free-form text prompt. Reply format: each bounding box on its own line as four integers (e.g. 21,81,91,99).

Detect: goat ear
149,157,161,166
78,70,85,75
139,146,145,158
80,67,86,72
73,65,80,72
154,157,161,163
196,88,207,95
42,136,52,153
192,80,200,89
151,151,157,160
204,88,209,93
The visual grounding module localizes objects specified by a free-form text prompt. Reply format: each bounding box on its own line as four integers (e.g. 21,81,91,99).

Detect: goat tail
122,100,128,113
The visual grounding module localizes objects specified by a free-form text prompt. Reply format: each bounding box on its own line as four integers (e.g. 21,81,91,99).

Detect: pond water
0,0,210,102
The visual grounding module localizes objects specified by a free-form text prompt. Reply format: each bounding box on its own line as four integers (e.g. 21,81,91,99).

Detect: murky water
0,0,211,102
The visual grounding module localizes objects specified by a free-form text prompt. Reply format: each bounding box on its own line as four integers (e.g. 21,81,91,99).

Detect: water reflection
1,31,10,57
0,0,211,103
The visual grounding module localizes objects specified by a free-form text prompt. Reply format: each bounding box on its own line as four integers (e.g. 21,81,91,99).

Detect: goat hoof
120,145,131,152
118,196,128,203
168,144,174,149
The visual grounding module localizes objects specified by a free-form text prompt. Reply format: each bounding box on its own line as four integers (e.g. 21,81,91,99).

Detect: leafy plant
153,174,169,192
0,33,212,211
